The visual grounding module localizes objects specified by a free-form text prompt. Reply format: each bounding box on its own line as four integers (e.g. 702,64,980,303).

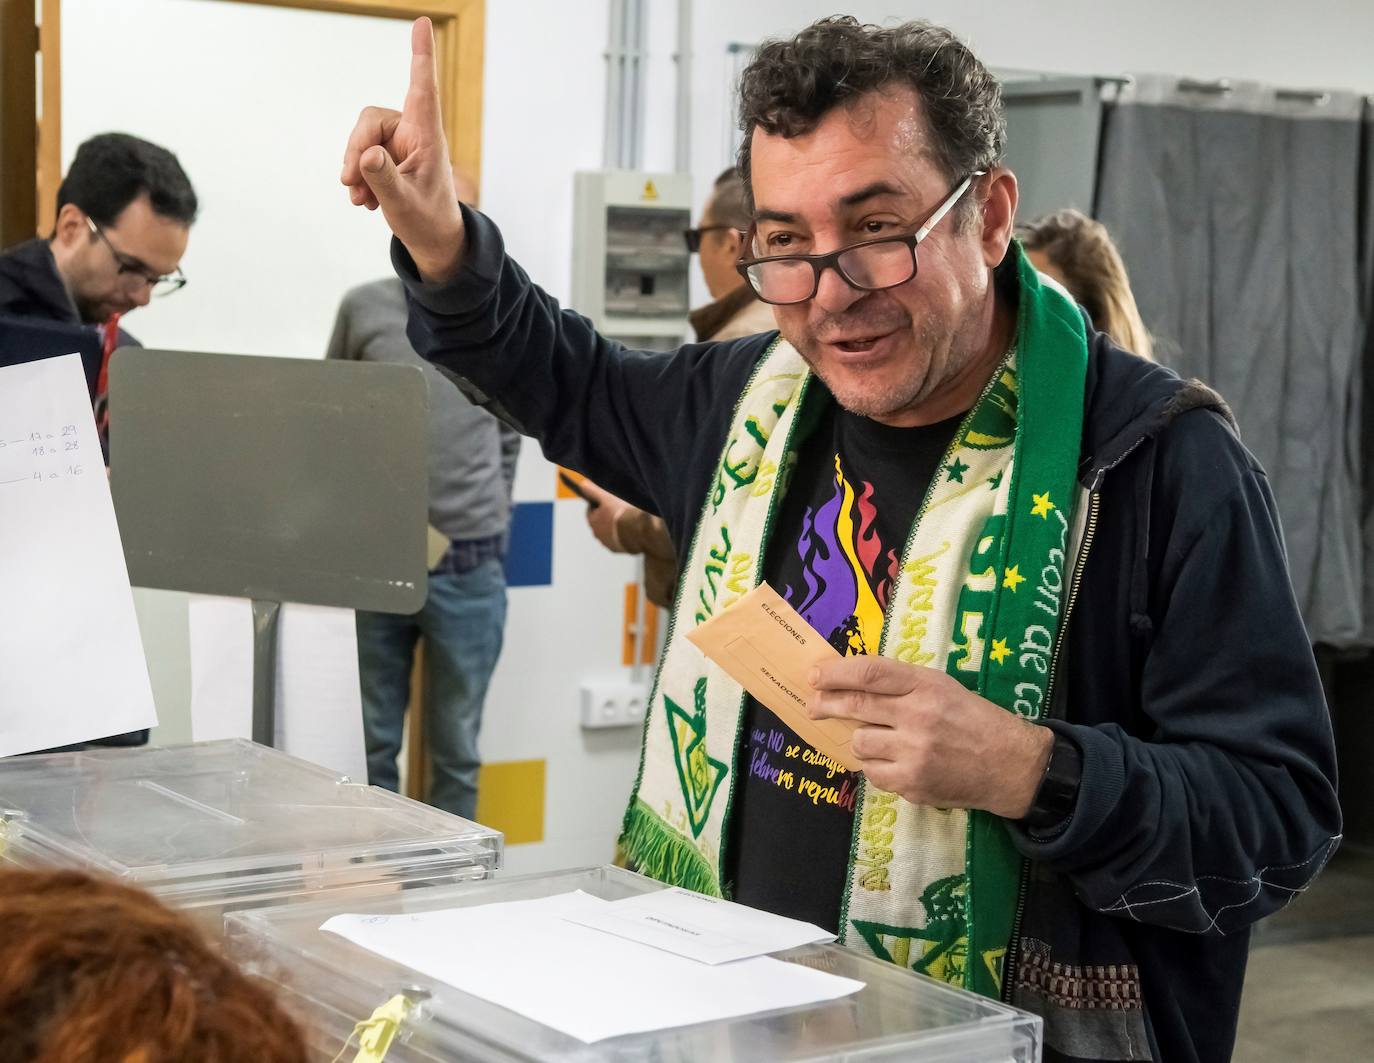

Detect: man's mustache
808,300,913,343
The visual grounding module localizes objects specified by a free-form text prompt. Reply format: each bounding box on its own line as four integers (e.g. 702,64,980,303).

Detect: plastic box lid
225,865,1043,1063
0,739,501,910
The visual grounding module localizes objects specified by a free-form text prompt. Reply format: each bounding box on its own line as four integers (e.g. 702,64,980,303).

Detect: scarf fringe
618,799,722,898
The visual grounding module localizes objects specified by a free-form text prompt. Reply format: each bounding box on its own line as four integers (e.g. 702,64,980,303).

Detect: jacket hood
1079,327,1235,489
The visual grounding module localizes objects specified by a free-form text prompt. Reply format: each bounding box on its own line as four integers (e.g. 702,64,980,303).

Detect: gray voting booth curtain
1096,78,1370,646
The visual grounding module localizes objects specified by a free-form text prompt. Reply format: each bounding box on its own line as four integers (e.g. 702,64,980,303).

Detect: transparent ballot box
225,865,1042,1062
0,738,501,935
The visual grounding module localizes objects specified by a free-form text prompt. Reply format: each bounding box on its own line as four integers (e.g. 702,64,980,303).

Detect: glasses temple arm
913,170,985,242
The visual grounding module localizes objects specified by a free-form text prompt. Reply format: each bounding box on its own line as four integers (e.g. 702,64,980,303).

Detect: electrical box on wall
571,170,692,351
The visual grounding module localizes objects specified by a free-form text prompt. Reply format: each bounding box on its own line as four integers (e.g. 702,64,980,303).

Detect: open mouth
830,332,893,355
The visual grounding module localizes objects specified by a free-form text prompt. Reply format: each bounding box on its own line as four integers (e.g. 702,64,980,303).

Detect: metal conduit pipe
603,0,625,168
624,0,645,170
603,0,647,170
674,0,692,174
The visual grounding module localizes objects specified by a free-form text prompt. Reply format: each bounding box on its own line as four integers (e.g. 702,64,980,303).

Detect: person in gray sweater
326,277,519,819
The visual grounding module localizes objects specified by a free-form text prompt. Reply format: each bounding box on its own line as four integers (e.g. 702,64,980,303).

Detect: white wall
62,0,410,358
58,0,1374,872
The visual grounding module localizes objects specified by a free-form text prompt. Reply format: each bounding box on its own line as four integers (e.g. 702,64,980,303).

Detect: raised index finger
404,16,442,131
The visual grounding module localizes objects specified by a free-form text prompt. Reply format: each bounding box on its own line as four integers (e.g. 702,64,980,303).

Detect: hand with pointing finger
341,17,465,283
808,655,1053,819
577,480,631,553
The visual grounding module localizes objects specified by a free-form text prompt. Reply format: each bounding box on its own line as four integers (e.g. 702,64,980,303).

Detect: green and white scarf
618,243,1087,998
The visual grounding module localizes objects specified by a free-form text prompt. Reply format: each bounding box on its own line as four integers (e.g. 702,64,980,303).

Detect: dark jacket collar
0,238,80,324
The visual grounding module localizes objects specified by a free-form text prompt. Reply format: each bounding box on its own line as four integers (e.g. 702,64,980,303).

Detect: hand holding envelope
686,584,862,772
686,583,1054,817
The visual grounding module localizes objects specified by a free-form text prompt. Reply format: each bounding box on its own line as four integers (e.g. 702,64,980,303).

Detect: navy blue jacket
397,206,1341,1063
0,237,138,349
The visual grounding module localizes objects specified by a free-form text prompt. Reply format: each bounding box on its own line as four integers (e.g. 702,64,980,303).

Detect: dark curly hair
736,17,1005,221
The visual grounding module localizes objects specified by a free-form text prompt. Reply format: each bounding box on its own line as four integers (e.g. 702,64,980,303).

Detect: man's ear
51,203,89,249
979,168,1018,268
722,227,745,260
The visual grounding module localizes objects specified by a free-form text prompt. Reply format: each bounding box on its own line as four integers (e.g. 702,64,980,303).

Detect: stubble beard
786,301,957,421
73,292,110,326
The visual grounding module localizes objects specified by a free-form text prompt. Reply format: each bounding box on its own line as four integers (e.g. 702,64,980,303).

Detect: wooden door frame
36,0,485,233
1,0,55,243
0,0,37,244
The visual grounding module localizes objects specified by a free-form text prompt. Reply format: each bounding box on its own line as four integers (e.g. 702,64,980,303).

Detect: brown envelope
686,583,862,772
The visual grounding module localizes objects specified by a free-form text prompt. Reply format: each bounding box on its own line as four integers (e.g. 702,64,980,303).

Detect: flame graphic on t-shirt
785,455,901,656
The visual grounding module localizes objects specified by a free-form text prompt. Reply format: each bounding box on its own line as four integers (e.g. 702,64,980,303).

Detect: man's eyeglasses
85,217,187,298
682,224,739,254
735,171,985,306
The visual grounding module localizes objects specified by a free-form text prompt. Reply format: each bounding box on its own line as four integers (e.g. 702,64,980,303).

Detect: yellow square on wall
475,759,546,846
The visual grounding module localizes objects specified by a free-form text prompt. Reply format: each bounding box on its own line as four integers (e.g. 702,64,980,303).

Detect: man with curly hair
343,16,1339,1062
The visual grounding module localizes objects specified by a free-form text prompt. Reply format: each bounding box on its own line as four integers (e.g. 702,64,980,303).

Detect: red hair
0,868,307,1063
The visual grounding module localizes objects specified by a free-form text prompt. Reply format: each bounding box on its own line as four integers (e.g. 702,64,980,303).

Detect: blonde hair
1019,209,1155,361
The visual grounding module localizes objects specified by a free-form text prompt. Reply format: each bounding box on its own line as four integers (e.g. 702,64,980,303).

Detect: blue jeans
355,557,507,820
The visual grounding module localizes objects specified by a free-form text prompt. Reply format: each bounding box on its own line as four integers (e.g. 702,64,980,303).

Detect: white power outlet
580,677,650,729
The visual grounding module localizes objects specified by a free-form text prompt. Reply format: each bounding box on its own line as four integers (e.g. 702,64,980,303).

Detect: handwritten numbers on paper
2,423,90,486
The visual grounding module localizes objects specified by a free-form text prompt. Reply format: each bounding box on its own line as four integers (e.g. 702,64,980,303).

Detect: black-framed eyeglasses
683,224,738,254
85,216,187,297
735,171,985,306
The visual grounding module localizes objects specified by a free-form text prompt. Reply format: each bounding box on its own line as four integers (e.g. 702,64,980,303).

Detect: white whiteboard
62,0,410,361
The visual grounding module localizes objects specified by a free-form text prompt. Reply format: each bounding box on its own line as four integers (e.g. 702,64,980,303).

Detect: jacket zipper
1001,487,1101,1004
1045,489,1101,716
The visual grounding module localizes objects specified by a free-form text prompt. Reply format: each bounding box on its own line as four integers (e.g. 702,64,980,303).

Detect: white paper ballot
188,596,366,781
0,354,157,755
562,885,835,965
188,595,254,741
321,891,864,1044
274,603,367,782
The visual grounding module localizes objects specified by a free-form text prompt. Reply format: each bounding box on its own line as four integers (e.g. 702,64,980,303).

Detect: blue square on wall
504,501,554,587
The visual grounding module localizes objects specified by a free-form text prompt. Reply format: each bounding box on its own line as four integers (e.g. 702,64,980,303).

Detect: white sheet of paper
273,603,367,782
562,885,835,965
321,891,864,1044
188,597,365,781
188,595,254,741
0,354,157,755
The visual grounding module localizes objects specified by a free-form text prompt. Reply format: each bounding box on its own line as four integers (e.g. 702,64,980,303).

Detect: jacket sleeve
394,205,769,537
1009,409,1342,935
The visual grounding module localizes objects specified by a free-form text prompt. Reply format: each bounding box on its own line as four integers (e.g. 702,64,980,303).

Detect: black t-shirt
724,398,962,931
